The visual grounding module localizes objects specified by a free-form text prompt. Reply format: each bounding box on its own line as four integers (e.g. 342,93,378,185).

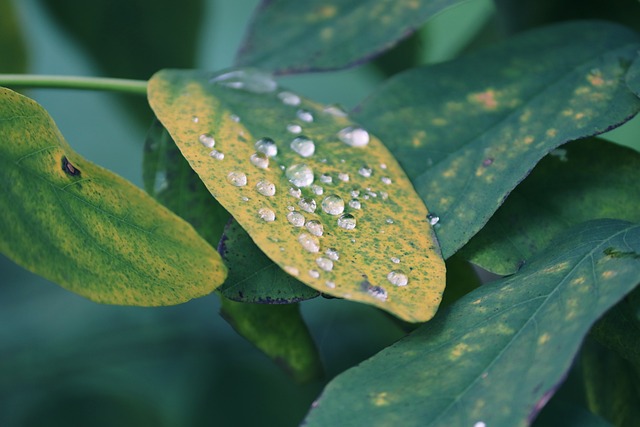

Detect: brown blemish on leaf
470,89,498,110
587,70,605,86
601,270,616,279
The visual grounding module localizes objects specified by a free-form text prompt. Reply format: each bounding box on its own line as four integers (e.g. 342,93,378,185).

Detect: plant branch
0,74,148,96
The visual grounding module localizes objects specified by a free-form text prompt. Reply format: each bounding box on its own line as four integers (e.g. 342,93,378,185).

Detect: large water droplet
298,232,320,253
338,173,350,182
325,248,339,261
338,126,370,147
348,199,361,210
387,270,408,287
210,69,277,93
258,207,276,222
311,184,324,195
288,187,302,198
256,180,276,196
227,171,247,186
296,109,314,123
381,177,392,185
286,164,314,187
321,195,345,215
308,270,320,279
278,91,301,106
427,213,440,226
210,150,225,160
287,124,302,134
337,213,356,230
199,133,215,148
358,166,372,178
298,197,317,213
250,152,269,169
316,257,333,272
319,174,333,184
255,137,278,157
305,220,323,236
286,211,305,227
290,136,315,157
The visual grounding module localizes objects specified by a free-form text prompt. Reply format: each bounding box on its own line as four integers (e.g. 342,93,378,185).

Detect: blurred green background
1,0,638,425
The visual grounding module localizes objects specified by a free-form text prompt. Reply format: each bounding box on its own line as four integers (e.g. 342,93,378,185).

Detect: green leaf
533,399,612,427
235,0,471,74
460,138,640,274
303,220,640,427
219,297,323,383
148,69,446,323
353,21,640,259
0,87,226,305
0,0,28,73
627,54,640,98
218,218,319,303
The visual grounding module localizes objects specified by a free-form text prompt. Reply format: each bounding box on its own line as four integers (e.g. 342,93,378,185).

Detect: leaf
235,0,472,74
353,20,640,259
303,219,640,427
0,87,226,305
627,54,640,98
533,399,612,427
0,0,28,73
218,218,319,303
148,68,446,323
219,297,323,383
460,138,640,274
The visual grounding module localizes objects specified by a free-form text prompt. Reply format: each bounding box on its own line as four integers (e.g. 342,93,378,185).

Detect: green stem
0,74,148,96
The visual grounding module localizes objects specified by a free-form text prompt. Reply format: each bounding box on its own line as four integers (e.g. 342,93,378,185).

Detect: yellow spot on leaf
471,298,482,305
602,270,616,279
538,333,551,345
587,70,605,86
542,261,569,274
470,89,498,110
431,118,447,126
523,136,535,145
411,130,427,147
570,277,586,286
574,112,585,120
450,342,470,360
546,128,557,138
318,5,337,18
371,391,391,407
320,27,334,41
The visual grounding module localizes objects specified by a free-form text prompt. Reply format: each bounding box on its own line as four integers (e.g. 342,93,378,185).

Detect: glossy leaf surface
0,88,226,305
304,220,640,427
461,138,640,274
235,0,470,74
354,21,640,258
148,69,446,322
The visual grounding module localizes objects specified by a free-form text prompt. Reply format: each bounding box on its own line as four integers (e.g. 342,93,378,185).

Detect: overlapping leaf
235,0,471,74
304,219,640,426
148,69,446,322
0,0,27,73
627,54,640,97
460,138,640,274
353,21,640,258
0,87,226,305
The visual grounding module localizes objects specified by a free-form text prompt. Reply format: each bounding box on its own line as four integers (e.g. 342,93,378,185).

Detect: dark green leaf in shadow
303,220,640,427
371,30,424,78
235,0,473,74
0,87,226,304
460,138,640,274
533,399,612,427
627,54,640,98
353,20,640,259
219,297,323,383
218,218,319,304
0,0,28,73
582,338,640,427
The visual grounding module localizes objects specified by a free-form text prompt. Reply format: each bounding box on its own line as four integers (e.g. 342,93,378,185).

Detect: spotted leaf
0,88,226,305
148,69,446,322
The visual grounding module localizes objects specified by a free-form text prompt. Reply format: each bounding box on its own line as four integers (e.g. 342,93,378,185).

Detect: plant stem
0,74,148,96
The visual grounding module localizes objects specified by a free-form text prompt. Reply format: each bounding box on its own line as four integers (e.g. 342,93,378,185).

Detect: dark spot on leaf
483,157,494,167
603,247,640,259
61,156,81,177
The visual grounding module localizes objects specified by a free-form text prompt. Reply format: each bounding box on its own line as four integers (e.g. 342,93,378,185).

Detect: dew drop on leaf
308,270,320,278
321,195,345,215
366,285,388,301
387,270,408,287
325,248,339,261
311,184,324,195
286,211,305,227
427,213,440,226
323,104,347,117
358,166,372,177
278,91,301,106
284,266,299,276
338,126,370,147
296,109,314,122
255,179,276,196
305,220,324,237
391,256,401,264
316,257,334,272
298,232,320,253
290,136,316,157
338,172,350,182
210,69,277,93
199,133,215,148
298,197,317,213
288,187,302,198
226,171,247,187
381,177,392,185
210,150,224,160
349,199,361,210
320,174,333,184
287,123,302,134
250,152,269,169
258,207,276,222
286,164,314,187
255,137,278,157
337,213,357,230
325,280,336,289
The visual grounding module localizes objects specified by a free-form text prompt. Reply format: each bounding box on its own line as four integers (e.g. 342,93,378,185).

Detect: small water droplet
258,207,276,222
286,164,314,187
191,115,199,123
255,137,278,157
385,218,394,224
230,114,240,122
337,213,356,230
316,257,333,271
286,211,305,227
290,136,315,157
296,109,314,122
427,213,440,226
288,187,302,198
381,177,392,185
348,199,361,209
250,152,269,169
210,150,225,160
322,195,345,215
380,191,389,200
256,180,276,196
298,197,317,213
338,172,350,182
287,205,295,211
325,280,336,289
366,285,388,301
320,174,333,184
311,184,324,195
241,196,249,202
338,126,370,147
391,256,401,264
284,266,299,276
380,163,387,169
323,104,347,117
350,190,360,198
227,171,247,186
298,232,320,253
154,171,168,194
308,269,320,279
305,220,324,236
210,69,277,93
287,123,302,134
483,157,494,166
199,133,215,148
326,248,339,261
278,91,301,106
387,270,408,286
358,166,372,177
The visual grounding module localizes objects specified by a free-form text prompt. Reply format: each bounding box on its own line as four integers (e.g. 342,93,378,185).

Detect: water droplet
288,187,302,198
258,207,275,222
306,220,324,236
250,152,269,169
322,195,345,215
316,257,333,271
210,150,225,160
284,266,299,276
230,114,240,122
227,171,247,186
427,213,440,226
323,104,347,117
380,191,389,200
278,91,301,106
380,163,387,169
255,137,278,157
473,422,486,427
381,177,392,185
286,211,305,227
387,270,408,286
241,196,249,202
337,213,356,230
338,126,369,147
325,280,336,289
210,69,277,93
350,190,360,198
308,270,320,279
287,205,295,211
256,180,276,196
366,285,388,301
296,109,314,122
391,256,401,264
298,197,317,213
311,184,324,195
199,133,215,148
287,123,302,134
358,166,372,177
385,218,394,224
348,199,361,209
286,164,314,187
154,171,168,194
320,174,333,184
338,172,350,182
298,232,320,253
290,136,315,157
191,115,199,123
325,248,339,261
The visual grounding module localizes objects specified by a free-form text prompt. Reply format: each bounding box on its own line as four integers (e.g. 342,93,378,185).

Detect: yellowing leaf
148,69,446,322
